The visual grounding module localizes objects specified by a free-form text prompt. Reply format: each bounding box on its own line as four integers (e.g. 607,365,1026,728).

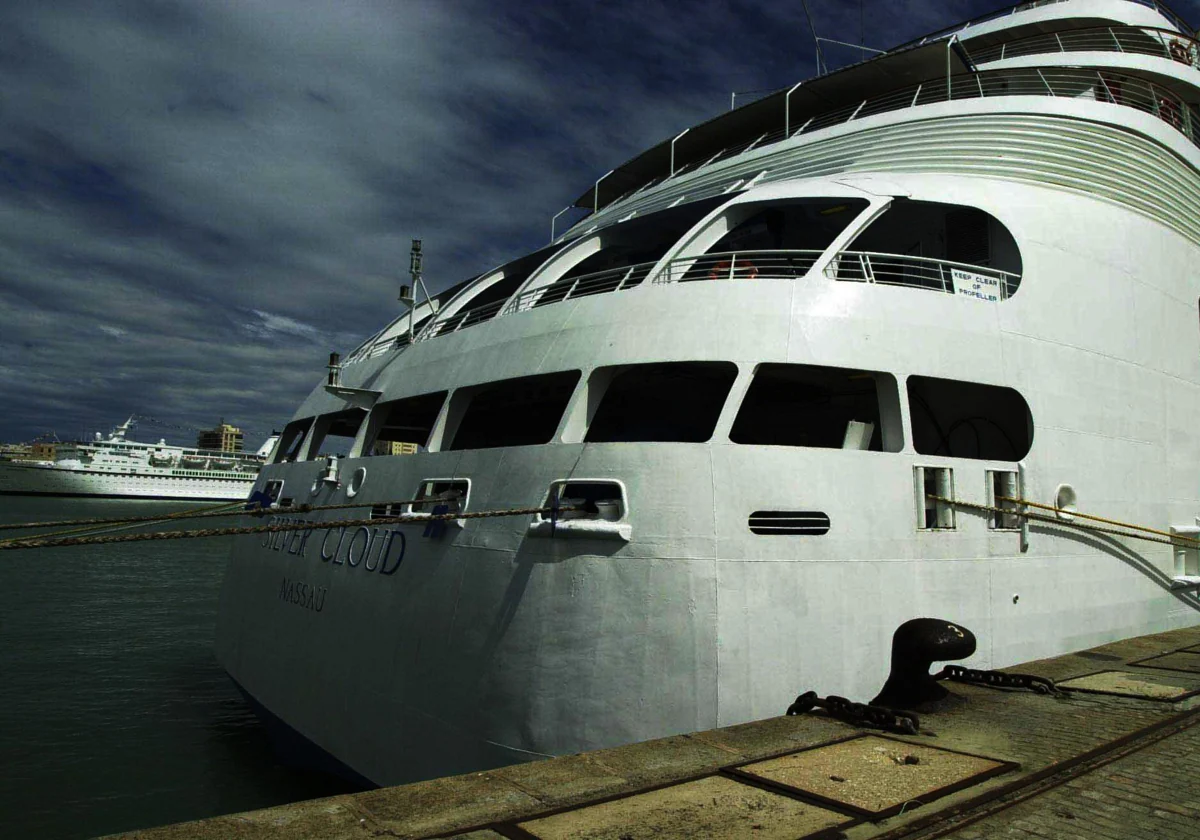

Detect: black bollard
871,618,976,709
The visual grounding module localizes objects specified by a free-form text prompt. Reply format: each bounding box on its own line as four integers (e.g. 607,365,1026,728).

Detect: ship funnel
871,618,976,709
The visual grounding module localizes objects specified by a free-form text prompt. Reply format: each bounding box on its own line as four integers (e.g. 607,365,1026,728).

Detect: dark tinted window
730,364,899,451
449,371,580,450
908,376,1032,460
370,391,447,452
586,362,738,443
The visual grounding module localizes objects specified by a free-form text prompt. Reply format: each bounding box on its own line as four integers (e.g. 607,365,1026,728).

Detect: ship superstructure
218,0,1200,786
0,418,276,501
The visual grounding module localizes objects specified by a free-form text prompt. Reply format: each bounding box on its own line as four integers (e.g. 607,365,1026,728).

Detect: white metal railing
592,64,1200,222
346,248,1020,360
654,250,826,284
828,251,1021,300
971,25,1200,68
419,261,656,339
904,0,1191,50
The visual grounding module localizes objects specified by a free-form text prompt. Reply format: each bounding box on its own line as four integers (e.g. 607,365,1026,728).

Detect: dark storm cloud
0,0,1194,444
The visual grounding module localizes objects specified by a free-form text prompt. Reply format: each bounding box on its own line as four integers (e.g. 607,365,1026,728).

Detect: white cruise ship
0,418,276,501
217,0,1200,787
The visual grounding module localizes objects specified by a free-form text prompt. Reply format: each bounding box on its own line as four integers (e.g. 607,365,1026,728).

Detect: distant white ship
0,418,277,501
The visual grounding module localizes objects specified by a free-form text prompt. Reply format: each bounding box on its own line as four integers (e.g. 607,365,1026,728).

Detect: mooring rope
998,495,1189,544
0,505,567,552
0,497,426,533
928,495,1200,550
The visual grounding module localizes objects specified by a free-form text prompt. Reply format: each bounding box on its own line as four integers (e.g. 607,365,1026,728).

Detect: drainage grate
749,511,830,536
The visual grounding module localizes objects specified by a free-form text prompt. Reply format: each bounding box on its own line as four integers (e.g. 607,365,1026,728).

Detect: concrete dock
107,625,1200,840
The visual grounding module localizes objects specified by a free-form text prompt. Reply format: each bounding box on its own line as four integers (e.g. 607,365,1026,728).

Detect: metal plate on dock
730,734,1011,818
517,775,848,840
1129,651,1200,675
1058,670,1200,701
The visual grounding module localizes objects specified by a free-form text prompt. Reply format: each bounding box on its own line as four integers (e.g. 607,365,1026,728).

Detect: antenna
407,239,422,339
800,0,826,75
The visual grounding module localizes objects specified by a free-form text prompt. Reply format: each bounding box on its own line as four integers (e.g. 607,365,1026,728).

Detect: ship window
308,409,365,458
585,362,737,443
447,371,581,450
674,198,868,283
708,199,867,253
367,391,447,454
275,419,313,464
730,364,902,452
528,197,729,306
837,199,1022,296
907,376,1032,460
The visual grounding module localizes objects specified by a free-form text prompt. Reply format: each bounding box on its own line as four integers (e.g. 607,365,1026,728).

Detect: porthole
347,467,367,498
1054,484,1077,521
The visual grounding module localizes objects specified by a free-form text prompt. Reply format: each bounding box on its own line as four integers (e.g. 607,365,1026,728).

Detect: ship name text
259,515,407,575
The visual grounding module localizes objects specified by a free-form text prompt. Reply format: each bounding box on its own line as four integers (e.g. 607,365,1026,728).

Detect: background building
373,440,418,456
197,421,244,453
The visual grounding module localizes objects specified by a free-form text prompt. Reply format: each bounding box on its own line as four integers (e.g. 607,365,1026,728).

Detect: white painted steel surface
216,0,1200,788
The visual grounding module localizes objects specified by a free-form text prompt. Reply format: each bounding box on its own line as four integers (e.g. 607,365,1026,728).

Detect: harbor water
0,497,359,839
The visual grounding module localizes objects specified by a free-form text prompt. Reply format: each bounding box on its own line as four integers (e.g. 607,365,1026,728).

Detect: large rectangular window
907,376,1032,460
585,362,737,443
308,409,365,458
730,364,902,452
448,371,580,450
273,418,313,463
368,391,447,454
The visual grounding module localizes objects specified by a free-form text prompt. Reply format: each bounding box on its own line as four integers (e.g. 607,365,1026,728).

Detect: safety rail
904,0,1191,49
593,65,1200,223
829,251,1021,299
416,261,656,340
504,261,656,315
971,25,1200,67
653,250,825,284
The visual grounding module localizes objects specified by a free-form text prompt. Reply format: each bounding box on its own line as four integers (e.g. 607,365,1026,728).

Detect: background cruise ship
0,418,276,501
218,0,1200,788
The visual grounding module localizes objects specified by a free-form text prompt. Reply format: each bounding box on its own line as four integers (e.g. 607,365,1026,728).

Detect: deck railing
349,248,1020,360
827,251,1022,300
971,25,1200,68
653,250,826,284
904,0,1192,50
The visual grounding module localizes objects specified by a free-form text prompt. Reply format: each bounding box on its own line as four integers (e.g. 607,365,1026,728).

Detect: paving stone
1058,670,1200,700
739,735,1006,815
518,775,849,840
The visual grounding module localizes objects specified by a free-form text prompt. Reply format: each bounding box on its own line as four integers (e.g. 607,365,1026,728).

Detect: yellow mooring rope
928,495,1200,550
0,505,569,552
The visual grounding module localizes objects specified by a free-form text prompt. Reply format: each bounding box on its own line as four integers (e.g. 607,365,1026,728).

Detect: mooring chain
937,664,1064,697
786,691,920,735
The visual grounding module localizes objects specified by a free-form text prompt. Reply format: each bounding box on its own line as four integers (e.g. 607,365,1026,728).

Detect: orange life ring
708,259,759,280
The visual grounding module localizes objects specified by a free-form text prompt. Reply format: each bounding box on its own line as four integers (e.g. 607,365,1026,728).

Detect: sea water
0,496,358,839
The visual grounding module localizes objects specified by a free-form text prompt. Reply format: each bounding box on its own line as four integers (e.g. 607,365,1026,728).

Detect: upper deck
334,0,1200,378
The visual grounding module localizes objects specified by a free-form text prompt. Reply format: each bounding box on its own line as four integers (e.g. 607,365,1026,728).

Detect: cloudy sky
0,0,1195,446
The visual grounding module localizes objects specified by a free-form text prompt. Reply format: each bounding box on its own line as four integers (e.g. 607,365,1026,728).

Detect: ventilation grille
748,511,831,536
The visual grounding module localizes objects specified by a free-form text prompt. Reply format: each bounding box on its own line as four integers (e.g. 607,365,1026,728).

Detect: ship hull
0,460,254,502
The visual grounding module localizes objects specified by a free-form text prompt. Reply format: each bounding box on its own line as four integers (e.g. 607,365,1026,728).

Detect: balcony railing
591,65,1200,223
904,0,1192,50
350,247,1020,361
971,25,1200,68
827,251,1021,300
653,250,826,284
